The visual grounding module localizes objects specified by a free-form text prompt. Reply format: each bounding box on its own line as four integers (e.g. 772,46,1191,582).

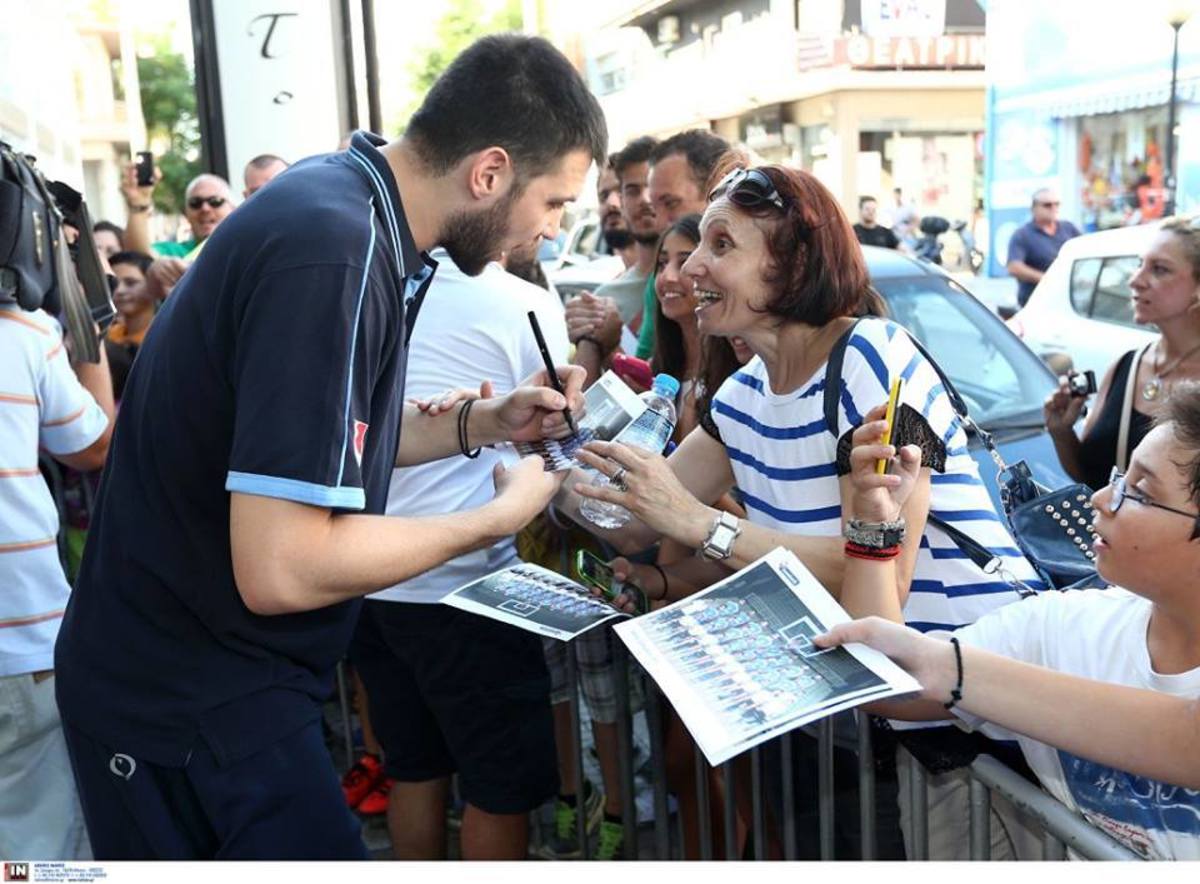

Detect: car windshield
872,275,1056,428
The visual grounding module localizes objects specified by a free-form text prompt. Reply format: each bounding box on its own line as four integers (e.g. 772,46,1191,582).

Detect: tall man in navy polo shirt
1006,187,1081,306
54,34,607,860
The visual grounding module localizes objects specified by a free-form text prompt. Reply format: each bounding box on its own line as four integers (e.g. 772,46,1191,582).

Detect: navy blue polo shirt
1007,219,1080,304
55,132,435,767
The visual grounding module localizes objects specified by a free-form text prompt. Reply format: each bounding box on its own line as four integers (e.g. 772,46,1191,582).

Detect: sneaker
341,754,383,808
594,818,624,861
535,784,604,859
356,777,394,815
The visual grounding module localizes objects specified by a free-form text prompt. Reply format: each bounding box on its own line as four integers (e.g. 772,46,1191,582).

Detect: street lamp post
1165,5,1195,216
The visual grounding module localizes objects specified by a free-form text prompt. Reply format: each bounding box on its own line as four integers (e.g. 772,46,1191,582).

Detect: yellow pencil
876,378,903,475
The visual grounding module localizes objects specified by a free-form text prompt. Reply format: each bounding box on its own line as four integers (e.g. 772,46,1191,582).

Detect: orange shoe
356,776,395,815
341,754,384,808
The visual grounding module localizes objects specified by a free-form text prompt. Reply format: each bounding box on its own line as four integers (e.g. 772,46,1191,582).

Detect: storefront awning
994,70,1200,118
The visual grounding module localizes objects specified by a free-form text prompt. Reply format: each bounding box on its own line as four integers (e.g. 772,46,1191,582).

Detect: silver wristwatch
700,511,742,560
843,518,906,548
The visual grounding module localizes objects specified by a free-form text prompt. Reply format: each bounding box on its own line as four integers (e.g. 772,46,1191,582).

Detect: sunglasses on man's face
708,167,786,212
1037,201,1060,208
187,196,228,211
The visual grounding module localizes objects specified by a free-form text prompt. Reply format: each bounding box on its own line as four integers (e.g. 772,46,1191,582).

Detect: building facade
575,0,987,226
985,1,1200,276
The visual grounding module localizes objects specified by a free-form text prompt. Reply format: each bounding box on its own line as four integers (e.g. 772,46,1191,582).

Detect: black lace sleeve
698,403,722,443
836,403,948,476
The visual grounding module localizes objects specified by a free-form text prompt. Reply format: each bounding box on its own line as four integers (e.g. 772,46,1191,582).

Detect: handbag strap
1116,343,1153,471
822,318,1002,572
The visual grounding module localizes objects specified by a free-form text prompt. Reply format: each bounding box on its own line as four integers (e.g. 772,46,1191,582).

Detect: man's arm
120,161,159,256
394,365,586,467
230,456,560,615
54,343,116,472
1006,259,1043,286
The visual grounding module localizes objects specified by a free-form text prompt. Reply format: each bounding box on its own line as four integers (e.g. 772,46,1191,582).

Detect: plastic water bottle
580,373,679,529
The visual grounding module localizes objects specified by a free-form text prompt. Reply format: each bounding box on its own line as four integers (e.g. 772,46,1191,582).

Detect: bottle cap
652,373,680,398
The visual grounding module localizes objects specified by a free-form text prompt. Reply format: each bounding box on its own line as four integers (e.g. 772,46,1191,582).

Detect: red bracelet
844,541,901,561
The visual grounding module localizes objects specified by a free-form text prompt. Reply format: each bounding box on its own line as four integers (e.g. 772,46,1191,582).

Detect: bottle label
616,410,674,453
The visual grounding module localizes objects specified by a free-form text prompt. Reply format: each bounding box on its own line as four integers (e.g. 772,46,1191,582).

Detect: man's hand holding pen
466,365,588,446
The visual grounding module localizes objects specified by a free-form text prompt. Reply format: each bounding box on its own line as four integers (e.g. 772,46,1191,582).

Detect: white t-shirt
0,306,108,675
369,250,569,604
956,588,1200,860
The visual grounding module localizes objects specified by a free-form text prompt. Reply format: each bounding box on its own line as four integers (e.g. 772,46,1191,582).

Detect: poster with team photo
442,562,627,641
513,370,646,470
615,548,921,765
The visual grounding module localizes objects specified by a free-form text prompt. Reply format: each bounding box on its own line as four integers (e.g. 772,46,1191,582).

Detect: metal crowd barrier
542,637,1145,862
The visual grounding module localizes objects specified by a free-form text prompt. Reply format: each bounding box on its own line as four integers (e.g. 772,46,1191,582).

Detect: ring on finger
611,466,627,488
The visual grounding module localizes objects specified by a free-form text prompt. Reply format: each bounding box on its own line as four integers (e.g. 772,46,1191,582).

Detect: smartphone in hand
135,151,154,187
611,353,653,391
575,549,646,614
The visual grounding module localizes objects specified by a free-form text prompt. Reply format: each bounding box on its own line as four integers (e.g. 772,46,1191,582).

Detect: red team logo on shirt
353,421,369,467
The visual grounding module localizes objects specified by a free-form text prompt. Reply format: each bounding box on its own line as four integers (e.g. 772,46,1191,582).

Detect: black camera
0,141,113,362
1067,369,1097,398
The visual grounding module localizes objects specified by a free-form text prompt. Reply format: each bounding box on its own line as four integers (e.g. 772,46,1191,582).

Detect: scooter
913,216,949,264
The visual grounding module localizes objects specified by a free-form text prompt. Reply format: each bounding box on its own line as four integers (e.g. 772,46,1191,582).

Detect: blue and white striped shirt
711,317,1042,634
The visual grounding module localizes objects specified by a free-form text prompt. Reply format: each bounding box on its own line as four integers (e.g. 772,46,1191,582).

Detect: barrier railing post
694,746,713,861
856,711,876,860
566,643,589,859
645,684,671,860
750,747,765,859
969,775,991,860
908,750,929,861
1043,831,1067,861
335,660,355,767
780,734,797,860
721,760,738,860
611,635,638,859
818,718,835,860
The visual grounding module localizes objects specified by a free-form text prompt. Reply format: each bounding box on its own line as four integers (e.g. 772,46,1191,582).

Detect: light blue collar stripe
348,148,399,251
336,206,377,487
348,149,404,273
226,471,366,510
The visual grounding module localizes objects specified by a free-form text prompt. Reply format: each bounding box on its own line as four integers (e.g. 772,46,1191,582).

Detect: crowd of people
2,31,1198,866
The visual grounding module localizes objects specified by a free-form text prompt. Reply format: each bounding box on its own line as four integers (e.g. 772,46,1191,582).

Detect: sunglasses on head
708,167,786,212
187,196,227,210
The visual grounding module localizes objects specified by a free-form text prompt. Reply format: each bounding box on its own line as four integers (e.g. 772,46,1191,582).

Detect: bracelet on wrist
649,563,669,601
943,636,964,710
457,399,481,459
844,541,901,561
127,203,151,213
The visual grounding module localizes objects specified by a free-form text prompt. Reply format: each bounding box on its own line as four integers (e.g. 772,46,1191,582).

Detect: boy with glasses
1006,187,1080,307
821,382,1200,860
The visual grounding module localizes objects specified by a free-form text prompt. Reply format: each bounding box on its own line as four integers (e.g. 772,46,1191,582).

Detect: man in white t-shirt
1,302,113,859
821,385,1200,861
348,247,569,860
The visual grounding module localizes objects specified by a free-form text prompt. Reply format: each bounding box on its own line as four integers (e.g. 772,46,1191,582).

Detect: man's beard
603,227,635,250
632,229,661,246
439,189,518,276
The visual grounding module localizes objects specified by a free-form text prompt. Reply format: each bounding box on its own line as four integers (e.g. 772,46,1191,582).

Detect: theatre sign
833,33,986,70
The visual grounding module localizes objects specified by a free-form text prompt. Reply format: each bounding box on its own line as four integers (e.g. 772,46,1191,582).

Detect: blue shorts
61,718,368,859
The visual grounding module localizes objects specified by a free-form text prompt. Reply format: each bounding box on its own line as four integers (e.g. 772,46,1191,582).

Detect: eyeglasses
708,167,786,212
1037,201,1060,208
1107,467,1200,539
187,196,228,210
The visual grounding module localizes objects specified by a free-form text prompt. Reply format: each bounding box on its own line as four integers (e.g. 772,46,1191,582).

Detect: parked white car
1008,223,1157,380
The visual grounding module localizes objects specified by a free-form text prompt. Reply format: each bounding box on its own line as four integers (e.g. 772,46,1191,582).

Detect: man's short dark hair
94,220,124,240
612,136,658,181
649,130,729,190
108,250,153,275
406,34,607,182
859,195,877,208
245,153,289,170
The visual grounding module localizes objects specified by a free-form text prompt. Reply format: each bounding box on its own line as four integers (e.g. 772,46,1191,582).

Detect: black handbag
824,319,1104,592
